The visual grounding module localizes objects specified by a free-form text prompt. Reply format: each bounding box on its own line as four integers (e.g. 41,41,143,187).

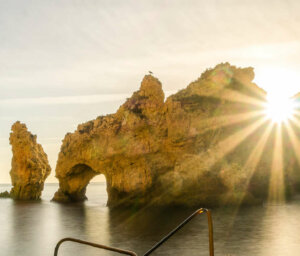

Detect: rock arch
53,163,99,202
52,64,300,207
53,156,155,206
52,74,164,206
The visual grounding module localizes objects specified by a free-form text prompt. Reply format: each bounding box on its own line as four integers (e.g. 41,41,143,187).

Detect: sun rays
268,124,285,203
199,86,300,207
264,95,295,124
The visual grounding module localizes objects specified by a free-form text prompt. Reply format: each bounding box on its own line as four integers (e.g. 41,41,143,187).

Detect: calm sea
1,183,300,256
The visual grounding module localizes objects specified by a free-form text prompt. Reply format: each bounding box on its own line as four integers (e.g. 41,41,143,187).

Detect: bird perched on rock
148,71,153,75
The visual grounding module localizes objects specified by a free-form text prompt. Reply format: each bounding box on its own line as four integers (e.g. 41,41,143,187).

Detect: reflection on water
1,183,300,255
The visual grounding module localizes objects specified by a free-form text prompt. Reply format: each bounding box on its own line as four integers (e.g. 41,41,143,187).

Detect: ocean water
1,183,300,256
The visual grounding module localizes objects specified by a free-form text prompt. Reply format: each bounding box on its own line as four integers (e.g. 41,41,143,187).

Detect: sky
1,0,300,183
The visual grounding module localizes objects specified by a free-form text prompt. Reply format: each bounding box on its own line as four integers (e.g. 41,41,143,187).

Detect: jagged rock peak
139,74,164,101
200,62,254,82
119,74,165,119
9,121,51,200
170,63,265,103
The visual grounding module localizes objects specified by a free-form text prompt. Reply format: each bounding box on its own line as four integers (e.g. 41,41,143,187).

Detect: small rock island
8,121,51,200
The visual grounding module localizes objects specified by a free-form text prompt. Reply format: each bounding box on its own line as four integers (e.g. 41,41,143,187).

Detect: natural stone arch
52,74,164,206
53,156,155,206
53,163,100,202
52,64,300,207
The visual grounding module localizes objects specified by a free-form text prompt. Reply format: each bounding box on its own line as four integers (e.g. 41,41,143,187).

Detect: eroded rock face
9,121,51,200
53,63,300,207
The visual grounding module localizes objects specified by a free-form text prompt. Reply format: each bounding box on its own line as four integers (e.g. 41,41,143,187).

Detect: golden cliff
52,63,300,207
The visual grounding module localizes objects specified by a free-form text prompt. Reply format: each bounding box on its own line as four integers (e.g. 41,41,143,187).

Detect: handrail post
143,208,214,256
206,209,214,256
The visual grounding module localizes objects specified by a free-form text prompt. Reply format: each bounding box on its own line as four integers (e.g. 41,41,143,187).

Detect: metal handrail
54,237,137,256
54,208,214,256
143,208,214,256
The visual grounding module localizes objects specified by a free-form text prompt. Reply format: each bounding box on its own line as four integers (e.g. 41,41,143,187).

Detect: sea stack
9,121,51,200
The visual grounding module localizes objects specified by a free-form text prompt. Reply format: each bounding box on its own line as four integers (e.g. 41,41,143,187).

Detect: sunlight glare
268,124,285,203
265,94,295,123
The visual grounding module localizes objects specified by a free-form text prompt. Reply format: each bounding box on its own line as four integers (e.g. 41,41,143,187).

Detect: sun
264,94,295,123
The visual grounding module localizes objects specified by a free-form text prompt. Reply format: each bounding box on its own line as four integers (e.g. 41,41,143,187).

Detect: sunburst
208,86,298,206
264,94,295,124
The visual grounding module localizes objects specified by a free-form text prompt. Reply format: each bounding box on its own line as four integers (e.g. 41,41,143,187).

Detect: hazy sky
1,0,300,183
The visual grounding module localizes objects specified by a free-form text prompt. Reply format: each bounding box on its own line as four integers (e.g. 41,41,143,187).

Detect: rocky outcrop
0,191,10,198
53,63,300,207
9,121,51,200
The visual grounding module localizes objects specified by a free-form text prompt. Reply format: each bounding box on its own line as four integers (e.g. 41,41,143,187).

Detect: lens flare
264,95,295,123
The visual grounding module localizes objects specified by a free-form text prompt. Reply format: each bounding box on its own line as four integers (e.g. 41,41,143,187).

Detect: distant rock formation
0,191,10,198
9,121,51,200
53,63,300,207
